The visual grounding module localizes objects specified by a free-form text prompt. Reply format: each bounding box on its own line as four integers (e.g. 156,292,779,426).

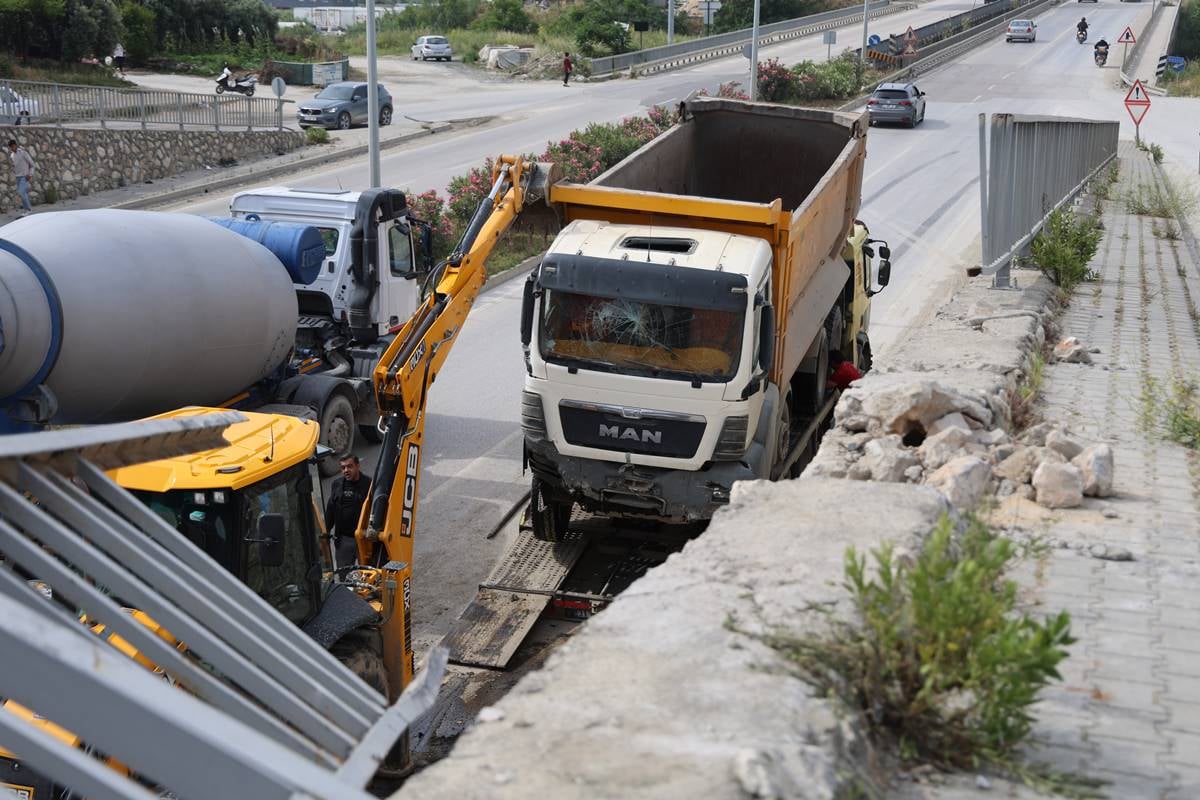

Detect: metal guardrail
0,413,447,799
839,0,1060,111
977,113,1119,287
1119,2,1169,94
862,0,1019,63
589,0,897,76
0,79,294,131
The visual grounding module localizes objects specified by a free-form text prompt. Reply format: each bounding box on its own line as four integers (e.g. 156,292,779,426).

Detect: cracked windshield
541,290,745,382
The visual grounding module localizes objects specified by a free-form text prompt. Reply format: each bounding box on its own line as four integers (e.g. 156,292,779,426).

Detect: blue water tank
205,217,325,286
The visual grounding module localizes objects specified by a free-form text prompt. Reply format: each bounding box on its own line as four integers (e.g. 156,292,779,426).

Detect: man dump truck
0,186,432,472
518,98,892,539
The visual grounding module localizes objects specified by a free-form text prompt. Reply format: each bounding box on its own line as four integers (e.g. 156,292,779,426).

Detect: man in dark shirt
324,455,372,569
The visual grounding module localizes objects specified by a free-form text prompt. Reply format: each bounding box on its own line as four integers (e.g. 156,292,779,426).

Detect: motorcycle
1076,28,1087,44
1095,45,1109,66
216,73,257,96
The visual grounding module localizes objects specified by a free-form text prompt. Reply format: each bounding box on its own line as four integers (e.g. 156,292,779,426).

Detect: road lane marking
974,94,982,101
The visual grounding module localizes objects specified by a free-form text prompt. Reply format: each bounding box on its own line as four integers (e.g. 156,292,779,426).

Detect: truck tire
330,627,388,698
530,478,571,542
771,389,794,480
794,329,829,417
319,393,357,477
859,336,873,373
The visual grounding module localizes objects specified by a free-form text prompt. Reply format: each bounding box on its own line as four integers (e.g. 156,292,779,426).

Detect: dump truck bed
546,98,867,386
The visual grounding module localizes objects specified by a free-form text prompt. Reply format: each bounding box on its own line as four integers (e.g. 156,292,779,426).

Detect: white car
411,35,453,61
0,85,40,123
1006,19,1037,42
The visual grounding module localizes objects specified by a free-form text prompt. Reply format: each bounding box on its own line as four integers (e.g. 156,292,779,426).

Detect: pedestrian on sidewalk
112,42,126,75
563,52,573,86
7,139,36,216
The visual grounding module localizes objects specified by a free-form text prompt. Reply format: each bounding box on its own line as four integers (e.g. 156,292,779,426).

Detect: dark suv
867,82,926,128
297,82,393,130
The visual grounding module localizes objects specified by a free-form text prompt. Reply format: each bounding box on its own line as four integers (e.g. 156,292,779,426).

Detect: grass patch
1160,60,1200,96
304,126,330,145
1029,208,1102,292
1141,375,1200,448
1126,175,1197,219
0,56,130,87
755,516,1098,795
1092,163,1120,202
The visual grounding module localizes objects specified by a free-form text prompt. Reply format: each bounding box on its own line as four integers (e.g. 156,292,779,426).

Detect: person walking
112,42,126,75
562,51,573,86
7,139,35,216
324,455,372,569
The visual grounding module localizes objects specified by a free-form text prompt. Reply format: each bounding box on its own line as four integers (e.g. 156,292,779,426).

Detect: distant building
286,3,410,31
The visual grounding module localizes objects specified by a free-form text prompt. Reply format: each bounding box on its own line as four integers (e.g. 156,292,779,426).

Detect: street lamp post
365,0,381,188
859,0,870,78
748,0,761,101
668,0,675,46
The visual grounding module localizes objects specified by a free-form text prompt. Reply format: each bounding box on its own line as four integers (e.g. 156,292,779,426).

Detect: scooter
216,74,257,96
1095,45,1109,66
1076,29,1087,44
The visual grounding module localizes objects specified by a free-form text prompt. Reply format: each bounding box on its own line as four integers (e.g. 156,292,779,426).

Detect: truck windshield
240,466,315,625
540,290,745,382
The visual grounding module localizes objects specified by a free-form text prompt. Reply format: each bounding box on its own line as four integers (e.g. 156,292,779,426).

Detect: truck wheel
331,628,388,698
772,390,793,480
319,394,356,477
794,329,829,416
859,336,873,373
530,478,571,542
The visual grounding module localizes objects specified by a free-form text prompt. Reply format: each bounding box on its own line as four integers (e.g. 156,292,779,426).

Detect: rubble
926,456,991,510
861,435,919,482
1032,462,1085,508
1052,336,1093,364
1045,429,1084,460
1073,444,1114,498
918,427,974,470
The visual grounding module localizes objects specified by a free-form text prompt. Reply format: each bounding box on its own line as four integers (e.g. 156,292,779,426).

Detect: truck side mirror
878,244,891,261
256,513,286,568
877,259,892,289
758,304,775,372
520,274,537,347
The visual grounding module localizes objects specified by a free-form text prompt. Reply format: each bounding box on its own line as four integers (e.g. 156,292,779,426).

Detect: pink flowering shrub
756,57,799,102
539,136,605,183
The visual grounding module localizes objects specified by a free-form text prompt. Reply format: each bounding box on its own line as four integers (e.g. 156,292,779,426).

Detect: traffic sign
868,34,881,46
903,25,918,54
1125,79,1151,128
1117,26,1136,44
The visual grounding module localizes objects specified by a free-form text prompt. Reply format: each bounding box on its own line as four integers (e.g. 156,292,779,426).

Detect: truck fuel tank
0,209,298,426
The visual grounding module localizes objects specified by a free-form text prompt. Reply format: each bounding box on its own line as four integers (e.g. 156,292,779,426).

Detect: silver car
867,82,926,128
412,35,453,62
0,85,39,124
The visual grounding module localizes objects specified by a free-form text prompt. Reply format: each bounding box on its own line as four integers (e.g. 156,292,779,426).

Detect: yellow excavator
0,155,556,795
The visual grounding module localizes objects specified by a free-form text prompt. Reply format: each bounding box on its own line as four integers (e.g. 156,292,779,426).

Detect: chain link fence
0,79,293,131
978,113,1119,287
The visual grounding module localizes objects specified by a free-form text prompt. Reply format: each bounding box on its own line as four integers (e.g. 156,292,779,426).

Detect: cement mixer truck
519,98,893,539
0,187,430,473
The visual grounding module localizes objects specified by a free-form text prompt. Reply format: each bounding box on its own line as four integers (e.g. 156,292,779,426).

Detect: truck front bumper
525,437,756,525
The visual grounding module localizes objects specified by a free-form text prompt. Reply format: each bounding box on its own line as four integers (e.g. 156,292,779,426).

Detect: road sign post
1125,79,1151,145
823,29,837,61
1118,26,1136,70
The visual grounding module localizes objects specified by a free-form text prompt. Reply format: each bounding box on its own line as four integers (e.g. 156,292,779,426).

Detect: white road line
974,94,983,101
987,84,997,90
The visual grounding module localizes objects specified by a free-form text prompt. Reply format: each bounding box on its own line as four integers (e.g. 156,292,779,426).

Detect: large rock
1032,462,1085,508
918,427,973,470
927,456,992,510
994,446,1063,484
1072,444,1114,498
927,412,972,436
862,435,920,482
857,380,993,437
1053,337,1093,364
1045,429,1084,460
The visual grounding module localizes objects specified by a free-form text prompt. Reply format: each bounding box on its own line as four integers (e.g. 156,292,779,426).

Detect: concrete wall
0,126,304,213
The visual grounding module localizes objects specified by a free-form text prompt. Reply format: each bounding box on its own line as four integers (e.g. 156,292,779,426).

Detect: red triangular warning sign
1125,79,1151,125
1117,26,1136,44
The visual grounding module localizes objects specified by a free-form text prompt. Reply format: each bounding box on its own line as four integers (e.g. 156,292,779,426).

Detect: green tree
0,0,68,58
712,0,824,33
120,0,156,64
60,0,122,61
474,0,537,33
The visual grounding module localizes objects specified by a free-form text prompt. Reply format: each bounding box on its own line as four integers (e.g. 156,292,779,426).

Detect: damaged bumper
525,437,755,524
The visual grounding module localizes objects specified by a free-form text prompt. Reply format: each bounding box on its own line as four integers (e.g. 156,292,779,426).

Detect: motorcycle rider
1077,17,1089,36
1094,37,1110,63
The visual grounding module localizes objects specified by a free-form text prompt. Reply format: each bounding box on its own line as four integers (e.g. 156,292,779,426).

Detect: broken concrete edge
116,121,454,212
398,480,953,799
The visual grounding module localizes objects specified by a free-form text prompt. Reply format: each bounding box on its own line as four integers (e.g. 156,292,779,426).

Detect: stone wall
0,126,304,213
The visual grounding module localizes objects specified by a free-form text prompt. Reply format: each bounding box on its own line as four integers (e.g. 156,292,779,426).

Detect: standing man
562,51,573,86
324,455,372,569
113,42,126,75
7,139,35,216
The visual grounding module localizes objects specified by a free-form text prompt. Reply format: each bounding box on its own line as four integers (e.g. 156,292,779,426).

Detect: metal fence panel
978,113,1119,286
0,78,293,131
0,413,447,799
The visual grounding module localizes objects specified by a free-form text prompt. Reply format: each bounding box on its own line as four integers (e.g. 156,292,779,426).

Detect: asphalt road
151,0,1150,651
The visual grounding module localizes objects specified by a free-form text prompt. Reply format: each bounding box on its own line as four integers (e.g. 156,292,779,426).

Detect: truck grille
558,400,705,459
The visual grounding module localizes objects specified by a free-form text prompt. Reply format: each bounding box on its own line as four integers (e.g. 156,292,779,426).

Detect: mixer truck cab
229,186,431,340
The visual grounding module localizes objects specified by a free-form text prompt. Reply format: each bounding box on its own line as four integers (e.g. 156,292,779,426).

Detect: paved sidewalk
904,143,1200,799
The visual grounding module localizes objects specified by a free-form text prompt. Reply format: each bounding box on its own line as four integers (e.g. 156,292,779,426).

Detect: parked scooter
215,67,257,96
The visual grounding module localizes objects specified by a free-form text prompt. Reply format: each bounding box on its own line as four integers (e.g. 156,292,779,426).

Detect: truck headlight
521,391,547,440
712,415,749,460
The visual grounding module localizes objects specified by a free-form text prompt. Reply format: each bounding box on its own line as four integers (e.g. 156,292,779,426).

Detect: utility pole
748,0,760,101
366,0,381,187
668,0,675,46
859,0,870,81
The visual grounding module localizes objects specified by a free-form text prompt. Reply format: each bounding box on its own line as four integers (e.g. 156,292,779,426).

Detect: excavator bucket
513,160,563,240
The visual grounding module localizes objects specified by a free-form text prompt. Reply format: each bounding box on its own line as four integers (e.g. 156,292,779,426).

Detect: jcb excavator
0,155,557,796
